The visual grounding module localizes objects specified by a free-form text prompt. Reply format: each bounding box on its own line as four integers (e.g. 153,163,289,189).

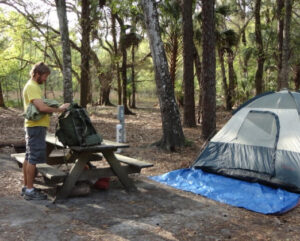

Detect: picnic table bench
11,133,153,200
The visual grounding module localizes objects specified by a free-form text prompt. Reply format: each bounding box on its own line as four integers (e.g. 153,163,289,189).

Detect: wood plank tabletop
46,132,64,147
46,132,129,151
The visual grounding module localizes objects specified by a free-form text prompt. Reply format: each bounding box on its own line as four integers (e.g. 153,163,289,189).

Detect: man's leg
23,128,30,195
24,162,46,200
20,159,28,196
23,159,28,187
24,127,47,200
26,162,36,189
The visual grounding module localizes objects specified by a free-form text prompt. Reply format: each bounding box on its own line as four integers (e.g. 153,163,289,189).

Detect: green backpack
55,103,102,147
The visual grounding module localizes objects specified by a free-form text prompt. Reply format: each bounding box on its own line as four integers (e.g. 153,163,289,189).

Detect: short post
116,105,125,153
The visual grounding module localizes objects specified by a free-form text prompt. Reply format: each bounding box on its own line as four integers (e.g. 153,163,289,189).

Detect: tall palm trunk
254,0,265,95
227,49,236,109
218,47,230,110
201,0,216,139
0,81,5,108
80,0,91,107
241,0,247,46
141,0,185,150
55,0,73,103
116,16,133,114
240,0,249,91
276,0,284,89
169,31,179,88
278,0,293,89
193,43,202,124
182,0,196,127
294,64,300,90
131,45,136,108
121,42,130,113
111,14,122,105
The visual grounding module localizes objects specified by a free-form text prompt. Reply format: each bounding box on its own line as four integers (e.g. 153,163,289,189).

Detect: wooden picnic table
45,133,139,200
11,133,153,201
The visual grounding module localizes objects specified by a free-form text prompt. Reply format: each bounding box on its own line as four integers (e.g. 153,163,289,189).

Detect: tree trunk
169,31,179,89
121,42,132,114
100,86,113,105
241,0,247,46
131,45,136,108
141,0,185,151
193,43,203,124
86,79,92,104
218,47,230,110
254,0,265,95
0,80,5,108
201,0,216,139
278,0,293,90
116,16,133,115
276,0,284,89
55,0,73,103
242,54,249,95
182,0,196,127
116,62,122,105
80,0,91,108
19,40,25,106
90,49,113,106
111,14,122,105
240,0,249,89
294,64,300,90
227,49,236,109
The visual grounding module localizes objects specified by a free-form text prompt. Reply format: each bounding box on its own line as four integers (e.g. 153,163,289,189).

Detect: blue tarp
150,168,300,214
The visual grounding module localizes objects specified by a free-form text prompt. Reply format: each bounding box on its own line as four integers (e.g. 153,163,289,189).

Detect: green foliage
1,0,300,110
3,99,22,108
184,138,193,147
219,29,239,49
122,32,143,49
158,0,182,37
158,0,181,21
133,41,155,94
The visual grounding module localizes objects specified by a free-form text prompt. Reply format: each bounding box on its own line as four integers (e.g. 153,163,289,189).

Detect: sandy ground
1,106,300,240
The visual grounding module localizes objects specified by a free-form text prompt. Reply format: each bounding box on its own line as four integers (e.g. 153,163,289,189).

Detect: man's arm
32,99,69,113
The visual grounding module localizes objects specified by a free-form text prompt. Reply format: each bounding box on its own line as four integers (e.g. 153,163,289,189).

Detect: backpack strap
74,108,88,146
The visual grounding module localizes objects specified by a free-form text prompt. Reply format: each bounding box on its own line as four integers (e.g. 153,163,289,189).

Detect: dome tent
193,90,300,193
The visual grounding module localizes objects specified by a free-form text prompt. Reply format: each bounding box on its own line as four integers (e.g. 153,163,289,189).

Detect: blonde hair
30,62,51,78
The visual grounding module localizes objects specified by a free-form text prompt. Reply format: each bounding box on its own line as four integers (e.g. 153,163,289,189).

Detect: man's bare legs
23,159,28,187
23,161,46,200
26,162,36,189
22,159,35,189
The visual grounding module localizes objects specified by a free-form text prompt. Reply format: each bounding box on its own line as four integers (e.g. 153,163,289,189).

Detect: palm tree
159,0,182,90
201,0,216,139
55,0,73,103
217,29,239,110
215,4,239,110
141,0,185,150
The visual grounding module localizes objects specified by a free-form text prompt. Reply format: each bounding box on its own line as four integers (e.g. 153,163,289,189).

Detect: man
22,62,70,200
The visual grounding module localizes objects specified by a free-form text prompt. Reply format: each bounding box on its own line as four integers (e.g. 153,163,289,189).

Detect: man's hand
58,103,70,112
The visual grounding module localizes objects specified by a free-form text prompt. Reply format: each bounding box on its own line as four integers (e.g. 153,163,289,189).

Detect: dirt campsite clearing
1,105,300,240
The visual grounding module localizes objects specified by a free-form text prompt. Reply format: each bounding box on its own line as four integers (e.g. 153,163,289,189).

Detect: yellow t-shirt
23,79,50,127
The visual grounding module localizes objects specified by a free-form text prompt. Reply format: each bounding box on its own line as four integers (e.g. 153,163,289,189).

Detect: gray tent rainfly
193,90,300,193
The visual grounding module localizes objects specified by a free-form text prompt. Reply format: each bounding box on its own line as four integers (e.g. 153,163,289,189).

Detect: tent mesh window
236,111,278,148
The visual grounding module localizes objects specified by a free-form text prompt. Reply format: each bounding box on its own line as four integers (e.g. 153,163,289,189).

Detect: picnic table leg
102,150,137,191
46,143,55,161
54,152,90,201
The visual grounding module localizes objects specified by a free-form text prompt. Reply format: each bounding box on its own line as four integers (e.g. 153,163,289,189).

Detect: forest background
0,0,299,150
